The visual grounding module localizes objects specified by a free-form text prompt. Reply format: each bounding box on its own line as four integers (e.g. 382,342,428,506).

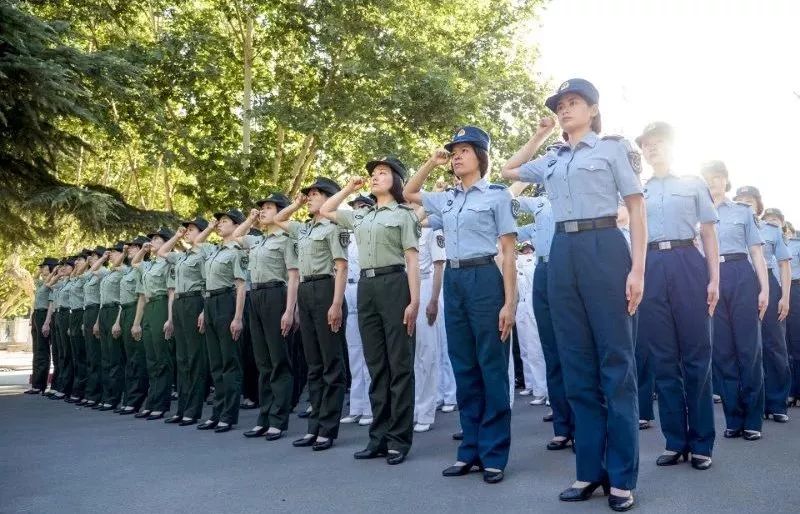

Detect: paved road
2,391,799,514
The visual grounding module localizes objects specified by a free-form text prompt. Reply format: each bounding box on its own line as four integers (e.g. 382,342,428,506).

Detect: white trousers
515,299,547,397
345,283,372,417
414,277,440,425
436,295,457,405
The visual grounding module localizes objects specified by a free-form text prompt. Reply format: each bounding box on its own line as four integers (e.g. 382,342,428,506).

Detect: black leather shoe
146,412,165,420
354,448,386,459
119,408,136,416
98,405,115,411
772,413,789,423
179,418,197,426
691,456,712,470
265,431,284,441
559,480,610,501
547,438,573,451
113,407,124,413
24,388,42,395
91,403,103,410
65,397,79,404
483,470,504,484
312,438,334,451
743,430,761,441
386,452,406,465
638,420,650,430
452,431,463,441
442,461,481,477
609,493,635,512
214,424,232,433
542,413,554,422
164,415,182,424
78,399,89,406
134,410,151,418
197,420,218,430
724,428,742,438
292,436,316,447
243,427,268,438
656,451,688,466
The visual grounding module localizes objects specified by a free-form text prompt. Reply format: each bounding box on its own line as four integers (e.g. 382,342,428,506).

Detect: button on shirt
519,132,643,222
242,231,298,284
99,266,127,306
286,219,348,278
518,195,554,258
716,200,763,255
759,222,792,269
788,238,800,280
421,179,517,260
83,269,109,306
203,242,247,290
119,265,144,305
337,202,419,269
139,256,174,299
643,174,718,242
68,275,87,310
33,279,51,310
419,227,447,276
168,244,214,294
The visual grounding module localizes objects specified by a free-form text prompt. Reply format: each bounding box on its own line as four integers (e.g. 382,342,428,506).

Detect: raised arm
233,209,259,240
403,149,450,205
501,118,558,181
274,193,308,231
158,227,187,257
321,177,365,222
130,244,149,268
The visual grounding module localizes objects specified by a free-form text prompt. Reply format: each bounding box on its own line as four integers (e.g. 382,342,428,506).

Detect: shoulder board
765,221,780,228
734,201,752,208
397,204,414,211
545,142,565,151
488,184,507,190
601,135,624,141
445,187,455,192
229,243,242,249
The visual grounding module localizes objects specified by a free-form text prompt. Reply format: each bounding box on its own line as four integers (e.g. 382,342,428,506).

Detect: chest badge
547,159,557,168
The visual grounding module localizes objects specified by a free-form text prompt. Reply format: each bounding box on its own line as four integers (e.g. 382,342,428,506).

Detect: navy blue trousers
787,283,800,398
762,273,791,415
532,262,574,439
444,262,511,470
548,228,638,490
639,247,715,456
633,313,654,421
712,259,764,431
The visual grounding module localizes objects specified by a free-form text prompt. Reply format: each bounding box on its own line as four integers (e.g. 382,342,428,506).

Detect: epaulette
601,135,624,141
765,221,780,228
488,184,507,190
734,201,753,208
545,142,565,152
397,204,414,210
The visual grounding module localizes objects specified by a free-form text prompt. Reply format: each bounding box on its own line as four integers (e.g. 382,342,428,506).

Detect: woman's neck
459,170,481,190
222,235,235,244
711,192,726,206
265,222,280,234
566,126,592,146
652,163,671,177
375,192,394,207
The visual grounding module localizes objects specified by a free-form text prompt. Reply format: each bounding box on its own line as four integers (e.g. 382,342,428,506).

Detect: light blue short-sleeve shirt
716,200,763,255
788,238,800,280
759,222,792,269
518,195,554,258
643,174,718,243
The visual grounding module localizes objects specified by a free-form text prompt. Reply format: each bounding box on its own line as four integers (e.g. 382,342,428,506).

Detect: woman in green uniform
196,209,248,433
93,244,127,411
320,157,421,465
274,177,349,451
233,193,300,441
51,259,74,400
67,252,90,404
159,218,216,426
131,228,175,421
117,236,151,415
26,257,58,395
83,247,109,408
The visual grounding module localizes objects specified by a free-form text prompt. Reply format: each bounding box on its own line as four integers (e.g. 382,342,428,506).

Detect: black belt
175,290,203,299
647,239,695,251
71,307,84,312
300,274,332,283
792,279,800,285
120,301,137,308
203,287,234,298
84,303,99,309
100,302,119,308
147,294,167,301
34,308,48,312
719,253,748,263
555,216,617,233
57,307,70,313
446,255,494,269
252,280,286,290
537,256,549,265
361,264,405,279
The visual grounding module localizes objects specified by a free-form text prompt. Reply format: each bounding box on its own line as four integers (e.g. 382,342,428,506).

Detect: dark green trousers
121,303,148,410
205,290,242,425
249,285,293,430
83,305,102,402
98,304,124,406
69,309,87,399
142,296,173,413
56,309,73,395
358,271,415,454
30,309,51,391
174,293,209,419
297,277,346,439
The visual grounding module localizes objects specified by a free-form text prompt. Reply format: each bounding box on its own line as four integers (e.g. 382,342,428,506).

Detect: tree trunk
159,155,173,213
241,16,254,172
288,135,316,197
272,125,285,183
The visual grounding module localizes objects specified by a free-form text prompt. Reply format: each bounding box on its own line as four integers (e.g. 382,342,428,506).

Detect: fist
538,117,557,132
142,242,152,251
208,218,218,229
249,208,260,219
294,193,308,205
430,148,450,166
348,176,366,190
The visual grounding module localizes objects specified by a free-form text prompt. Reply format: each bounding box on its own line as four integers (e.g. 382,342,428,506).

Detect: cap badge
559,81,570,91
457,129,466,137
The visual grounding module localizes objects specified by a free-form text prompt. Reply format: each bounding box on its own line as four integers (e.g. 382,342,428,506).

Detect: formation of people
25,78,800,512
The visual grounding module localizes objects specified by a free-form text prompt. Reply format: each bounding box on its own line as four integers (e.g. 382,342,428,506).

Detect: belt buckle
719,256,726,263
450,258,460,269
365,269,376,278
203,291,210,298
658,241,672,250
564,221,579,233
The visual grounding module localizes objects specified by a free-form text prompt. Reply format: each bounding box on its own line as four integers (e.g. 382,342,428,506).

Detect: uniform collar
310,217,331,228
646,171,678,183
369,201,399,212
222,240,240,249
265,228,286,238
561,131,598,152
455,178,489,195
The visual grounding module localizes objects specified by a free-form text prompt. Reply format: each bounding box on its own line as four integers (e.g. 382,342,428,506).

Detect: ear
589,103,599,117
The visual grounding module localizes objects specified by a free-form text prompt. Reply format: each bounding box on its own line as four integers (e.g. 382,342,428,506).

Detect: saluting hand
625,270,644,315
293,193,308,206
778,296,790,322
403,303,418,336
758,291,768,320
230,318,243,341
176,226,187,238
208,219,218,230
327,304,343,333
498,303,514,342
249,208,260,220
429,148,450,167
142,242,152,253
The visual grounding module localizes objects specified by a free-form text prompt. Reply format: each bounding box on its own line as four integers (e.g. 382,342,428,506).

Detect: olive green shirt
99,266,127,306
138,256,174,299
337,202,419,269
242,231,298,284
83,268,109,307
204,241,247,290
33,279,51,310
119,263,145,305
167,243,215,294
51,279,68,309
68,274,88,310
286,219,348,278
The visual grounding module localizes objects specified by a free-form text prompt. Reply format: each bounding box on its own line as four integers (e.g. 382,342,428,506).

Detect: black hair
389,171,406,204
448,145,490,177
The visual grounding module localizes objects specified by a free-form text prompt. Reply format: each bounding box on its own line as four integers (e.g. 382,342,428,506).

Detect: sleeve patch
628,152,642,174
339,231,350,248
511,199,521,219
436,234,445,248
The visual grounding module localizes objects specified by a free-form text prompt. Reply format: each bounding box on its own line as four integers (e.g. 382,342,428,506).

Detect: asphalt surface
2,391,799,514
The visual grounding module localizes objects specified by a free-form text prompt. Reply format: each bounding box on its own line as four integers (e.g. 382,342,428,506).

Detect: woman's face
736,194,758,212
702,172,727,197
639,135,672,169
110,250,125,267
127,245,141,258
307,189,327,214
216,217,236,237
763,214,783,227
370,165,394,195
450,143,479,178
184,225,200,243
39,265,50,277
556,93,597,133
150,236,165,252
259,203,278,225
74,257,87,271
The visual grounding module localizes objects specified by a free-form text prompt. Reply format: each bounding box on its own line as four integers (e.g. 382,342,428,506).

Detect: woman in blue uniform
404,126,517,484
785,222,800,406
701,162,768,440
634,122,719,469
503,79,645,511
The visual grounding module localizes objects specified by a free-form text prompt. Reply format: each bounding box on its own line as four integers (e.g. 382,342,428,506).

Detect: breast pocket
463,205,493,232
376,219,401,248
668,189,697,218
572,158,614,195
